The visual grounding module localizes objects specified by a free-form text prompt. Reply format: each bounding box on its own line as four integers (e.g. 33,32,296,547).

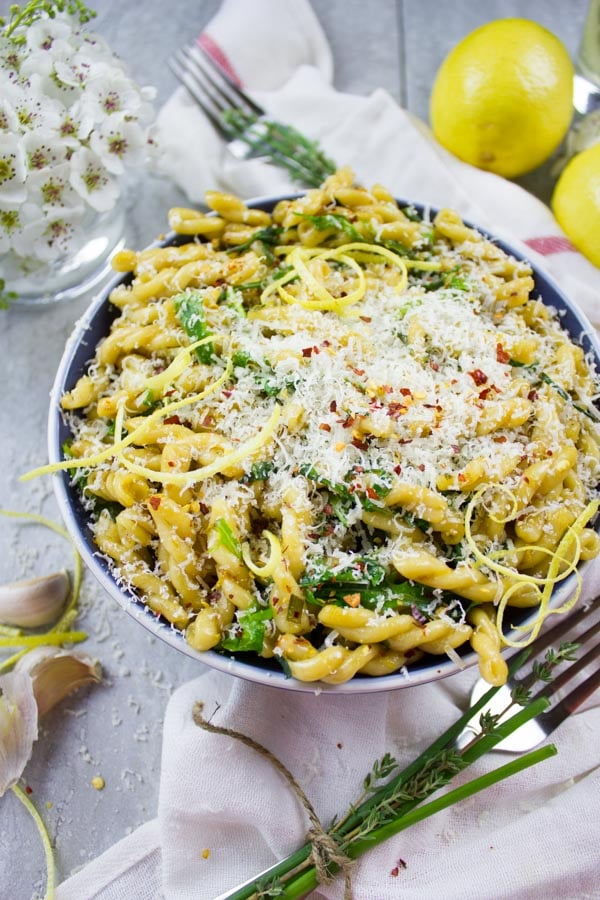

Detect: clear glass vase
0,200,126,308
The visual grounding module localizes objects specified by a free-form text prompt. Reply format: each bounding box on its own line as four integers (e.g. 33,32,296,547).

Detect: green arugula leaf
174,289,215,363
213,518,242,559
220,607,273,653
295,212,362,242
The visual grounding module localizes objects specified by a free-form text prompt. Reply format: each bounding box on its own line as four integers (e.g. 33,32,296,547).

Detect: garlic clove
0,570,70,628
0,670,38,797
15,648,101,718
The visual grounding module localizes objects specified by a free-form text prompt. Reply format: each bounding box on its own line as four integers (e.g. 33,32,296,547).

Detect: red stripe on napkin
523,235,576,255
197,32,244,88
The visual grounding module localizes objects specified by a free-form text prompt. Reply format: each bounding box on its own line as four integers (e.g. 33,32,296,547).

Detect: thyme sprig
221,641,576,900
222,109,336,187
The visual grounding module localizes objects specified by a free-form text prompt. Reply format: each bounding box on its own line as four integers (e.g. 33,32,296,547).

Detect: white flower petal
69,147,120,212
0,134,27,205
0,671,38,797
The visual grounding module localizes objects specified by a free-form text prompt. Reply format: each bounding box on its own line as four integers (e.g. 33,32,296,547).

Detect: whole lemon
551,142,600,268
430,18,574,178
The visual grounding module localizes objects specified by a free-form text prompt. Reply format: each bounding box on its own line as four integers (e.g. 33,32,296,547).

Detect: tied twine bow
192,701,354,898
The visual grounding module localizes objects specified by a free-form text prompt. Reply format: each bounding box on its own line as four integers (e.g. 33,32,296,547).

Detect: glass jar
0,200,126,307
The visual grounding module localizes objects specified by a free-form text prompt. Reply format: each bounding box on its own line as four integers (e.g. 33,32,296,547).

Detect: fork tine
168,53,229,138
538,665,600,735
191,41,264,117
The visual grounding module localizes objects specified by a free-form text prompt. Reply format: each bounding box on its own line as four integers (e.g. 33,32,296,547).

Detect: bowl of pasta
43,168,600,693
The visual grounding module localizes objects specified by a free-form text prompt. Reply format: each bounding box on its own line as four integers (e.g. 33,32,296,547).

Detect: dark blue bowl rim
48,194,600,694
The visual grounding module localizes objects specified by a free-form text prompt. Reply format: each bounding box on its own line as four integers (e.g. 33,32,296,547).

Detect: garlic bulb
0,570,70,628
0,671,38,796
16,648,101,718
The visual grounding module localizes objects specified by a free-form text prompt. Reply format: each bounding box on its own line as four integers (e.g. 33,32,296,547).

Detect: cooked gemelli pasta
40,168,600,686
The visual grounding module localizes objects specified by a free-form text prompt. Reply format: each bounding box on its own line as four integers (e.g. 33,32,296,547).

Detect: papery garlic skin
16,648,101,718
0,570,69,628
0,671,38,796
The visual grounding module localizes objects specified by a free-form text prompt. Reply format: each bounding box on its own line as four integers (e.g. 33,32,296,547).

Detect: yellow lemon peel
242,530,282,579
21,357,233,482
114,403,281,486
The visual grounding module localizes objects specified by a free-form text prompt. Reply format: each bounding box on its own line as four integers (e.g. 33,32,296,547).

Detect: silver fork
213,599,600,900
456,598,600,752
167,41,336,186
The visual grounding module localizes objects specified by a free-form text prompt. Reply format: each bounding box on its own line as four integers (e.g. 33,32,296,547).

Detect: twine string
192,701,354,898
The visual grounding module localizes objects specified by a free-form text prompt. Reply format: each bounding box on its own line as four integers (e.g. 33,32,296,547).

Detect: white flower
22,129,74,170
0,133,27,206
89,113,151,175
77,65,150,122
0,98,19,135
25,162,84,215
0,205,22,254
25,15,73,55
2,77,64,132
0,9,157,266
69,146,120,212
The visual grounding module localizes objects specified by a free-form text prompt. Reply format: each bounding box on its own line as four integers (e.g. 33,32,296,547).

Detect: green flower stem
280,744,558,900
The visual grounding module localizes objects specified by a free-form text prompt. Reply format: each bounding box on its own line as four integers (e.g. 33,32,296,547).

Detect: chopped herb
232,350,254,368
174,289,215,363
226,225,282,260
295,212,362,242
241,460,275,483
213,518,242,558
220,606,272,653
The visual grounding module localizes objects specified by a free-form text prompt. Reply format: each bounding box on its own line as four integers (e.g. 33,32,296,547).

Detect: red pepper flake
478,387,493,400
149,496,161,510
493,435,508,443
394,464,402,474
387,402,406,419
222,389,233,398
391,867,400,878
163,415,181,425
319,423,332,432
167,461,176,468
322,340,331,348
458,473,466,483
323,503,333,516
25,786,33,795
429,360,440,372
366,486,379,500
418,463,425,472
340,416,356,429
399,387,413,397
351,366,365,377
337,742,343,749
352,437,369,450
468,369,488,386
302,347,314,358
199,502,210,515
343,592,361,607
496,343,510,364
528,390,538,402
360,315,372,323
163,389,176,397
201,415,215,428
329,400,337,413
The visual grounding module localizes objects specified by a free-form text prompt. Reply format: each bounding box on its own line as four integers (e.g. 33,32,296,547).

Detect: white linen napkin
56,2,600,898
